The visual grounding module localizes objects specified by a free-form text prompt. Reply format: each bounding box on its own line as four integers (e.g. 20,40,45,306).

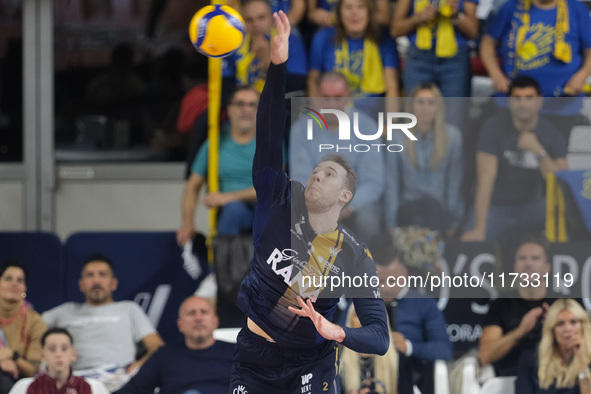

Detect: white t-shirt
42,301,157,370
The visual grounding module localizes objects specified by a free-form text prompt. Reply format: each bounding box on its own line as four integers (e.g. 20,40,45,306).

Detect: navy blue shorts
229,326,341,394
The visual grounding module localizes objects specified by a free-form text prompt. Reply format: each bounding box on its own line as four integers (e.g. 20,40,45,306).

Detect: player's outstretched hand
270,10,290,65
288,297,346,343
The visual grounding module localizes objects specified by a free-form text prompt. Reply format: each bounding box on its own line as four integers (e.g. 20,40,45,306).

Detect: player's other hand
270,10,290,65
288,297,346,343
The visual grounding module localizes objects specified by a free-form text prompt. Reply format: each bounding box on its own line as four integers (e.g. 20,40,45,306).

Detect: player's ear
339,189,353,205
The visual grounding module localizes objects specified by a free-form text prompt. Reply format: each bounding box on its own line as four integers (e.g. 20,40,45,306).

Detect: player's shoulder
47,302,81,313
111,300,146,314
290,179,305,191
338,225,372,256
117,300,142,307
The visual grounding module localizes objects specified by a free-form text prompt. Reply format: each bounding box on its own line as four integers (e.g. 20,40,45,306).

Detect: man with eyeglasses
177,85,260,246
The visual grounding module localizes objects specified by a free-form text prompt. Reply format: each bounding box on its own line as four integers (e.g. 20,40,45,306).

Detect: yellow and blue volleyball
189,5,245,58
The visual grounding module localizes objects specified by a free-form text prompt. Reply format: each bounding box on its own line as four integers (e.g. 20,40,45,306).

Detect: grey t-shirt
43,301,157,370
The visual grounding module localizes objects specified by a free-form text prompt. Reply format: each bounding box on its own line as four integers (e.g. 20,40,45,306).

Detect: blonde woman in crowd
516,299,591,394
384,82,463,237
340,305,398,394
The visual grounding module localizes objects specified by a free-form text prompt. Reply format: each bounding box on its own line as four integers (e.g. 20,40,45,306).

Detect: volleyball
189,5,245,58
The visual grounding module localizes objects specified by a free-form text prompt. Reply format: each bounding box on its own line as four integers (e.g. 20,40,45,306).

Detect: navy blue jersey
237,62,388,354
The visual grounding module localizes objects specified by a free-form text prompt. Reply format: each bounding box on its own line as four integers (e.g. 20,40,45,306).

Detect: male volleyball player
228,11,389,394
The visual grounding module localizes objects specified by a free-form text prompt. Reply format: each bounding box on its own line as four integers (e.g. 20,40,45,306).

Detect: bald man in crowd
114,296,235,394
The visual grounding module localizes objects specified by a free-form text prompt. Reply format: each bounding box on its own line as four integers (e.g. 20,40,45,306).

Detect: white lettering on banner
437,258,451,311
134,284,172,328
440,252,496,302
135,292,151,312
147,285,171,327
447,324,482,342
452,253,468,275
553,255,578,296
470,253,498,300
471,301,490,315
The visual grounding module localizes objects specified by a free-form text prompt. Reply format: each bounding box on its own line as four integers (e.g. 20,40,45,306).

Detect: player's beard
87,286,110,305
304,189,335,214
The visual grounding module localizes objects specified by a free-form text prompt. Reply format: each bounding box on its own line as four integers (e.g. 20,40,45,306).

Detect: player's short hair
514,234,551,262
228,85,260,104
242,0,272,11
42,327,74,347
82,253,116,277
319,71,349,90
318,154,357,198
508,76,541,96
0,259,29,284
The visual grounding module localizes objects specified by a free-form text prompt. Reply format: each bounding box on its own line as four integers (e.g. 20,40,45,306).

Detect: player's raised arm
270,11,290,65
253,10,290,175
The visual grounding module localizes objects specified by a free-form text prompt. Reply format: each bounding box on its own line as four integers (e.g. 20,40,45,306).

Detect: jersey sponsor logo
341,228,359,246
301,373,313,393
266,248,323,299
233,385,248,394
302,373,313,385
291,217,306,241
306,242,316,256
295,222,303,236
329,246,342,258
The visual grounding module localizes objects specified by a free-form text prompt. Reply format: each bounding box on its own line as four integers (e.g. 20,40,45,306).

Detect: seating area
1,230,590,393
9,377,110,394
0,231,208,344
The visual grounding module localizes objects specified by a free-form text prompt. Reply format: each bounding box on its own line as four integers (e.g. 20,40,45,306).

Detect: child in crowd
25,328,91,394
